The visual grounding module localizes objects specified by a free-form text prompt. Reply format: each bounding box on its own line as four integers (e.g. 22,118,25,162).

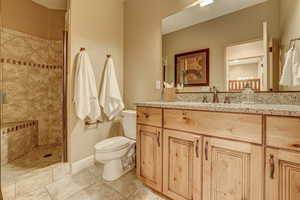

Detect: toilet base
102,159,134,181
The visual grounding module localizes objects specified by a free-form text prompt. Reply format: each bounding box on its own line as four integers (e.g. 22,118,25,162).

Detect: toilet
94,110,136,181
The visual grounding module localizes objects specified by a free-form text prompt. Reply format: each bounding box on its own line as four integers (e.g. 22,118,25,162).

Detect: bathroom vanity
135,102,300,200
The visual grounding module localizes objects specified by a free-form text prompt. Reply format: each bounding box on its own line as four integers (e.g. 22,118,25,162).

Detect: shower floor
1,144,63,186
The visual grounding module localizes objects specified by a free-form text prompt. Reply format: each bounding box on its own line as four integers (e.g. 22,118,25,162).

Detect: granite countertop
136,101,300,117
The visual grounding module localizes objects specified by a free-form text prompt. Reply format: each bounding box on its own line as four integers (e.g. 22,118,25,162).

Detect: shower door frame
63,30,69,162
0,0,4,198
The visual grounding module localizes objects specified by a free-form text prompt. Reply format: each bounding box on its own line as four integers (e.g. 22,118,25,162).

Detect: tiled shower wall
0,28,63,145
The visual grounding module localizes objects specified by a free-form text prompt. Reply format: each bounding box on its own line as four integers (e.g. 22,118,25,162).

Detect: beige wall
1,0,65,40
229,64,259,80
227,40,264,61
68,0,124,162
279,0,300,91
163,0,280,91
124,0,162,109
124,0,198,109
161,0,201,18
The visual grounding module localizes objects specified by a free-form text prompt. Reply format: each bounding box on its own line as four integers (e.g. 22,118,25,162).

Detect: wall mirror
162,0,300,92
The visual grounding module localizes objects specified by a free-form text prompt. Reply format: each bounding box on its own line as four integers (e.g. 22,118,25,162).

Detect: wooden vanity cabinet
265,148,300,200
136,125,163,192
163,129,202,200
202,137,264,200
136,106,300,200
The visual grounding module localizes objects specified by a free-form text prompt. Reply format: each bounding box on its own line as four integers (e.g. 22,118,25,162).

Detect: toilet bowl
94,110,136,181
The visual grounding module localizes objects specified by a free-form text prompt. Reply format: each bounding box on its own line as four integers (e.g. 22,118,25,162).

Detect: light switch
156,80,161,90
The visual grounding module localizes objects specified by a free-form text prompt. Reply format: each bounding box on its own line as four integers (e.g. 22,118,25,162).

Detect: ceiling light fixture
199,0,214,7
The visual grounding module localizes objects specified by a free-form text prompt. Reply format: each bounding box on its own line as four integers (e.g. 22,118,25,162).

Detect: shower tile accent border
1,120,39,165
0,120,38,135
0,58,63,70
1,27,64,147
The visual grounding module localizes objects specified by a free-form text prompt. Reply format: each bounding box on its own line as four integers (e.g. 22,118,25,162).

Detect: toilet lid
94,136,131,153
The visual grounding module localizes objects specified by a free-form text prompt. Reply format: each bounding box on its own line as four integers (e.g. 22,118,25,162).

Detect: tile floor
45,164,166,200
1,146,166,200
1,145,62,185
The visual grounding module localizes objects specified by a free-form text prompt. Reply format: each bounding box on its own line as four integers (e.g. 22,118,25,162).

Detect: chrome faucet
212,86,219,103
202,95,208,103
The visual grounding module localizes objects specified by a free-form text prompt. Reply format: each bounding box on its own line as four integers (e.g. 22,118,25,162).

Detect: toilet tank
122,110,136,140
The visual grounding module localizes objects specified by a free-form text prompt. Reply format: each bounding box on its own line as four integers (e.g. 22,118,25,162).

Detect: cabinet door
202,137,263,200
136,125,162,192
266,148,300,200
163,129,202,200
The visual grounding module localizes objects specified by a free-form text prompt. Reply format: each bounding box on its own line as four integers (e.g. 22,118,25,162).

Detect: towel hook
288,37,300,50
106,54,111,58
80,47,86,51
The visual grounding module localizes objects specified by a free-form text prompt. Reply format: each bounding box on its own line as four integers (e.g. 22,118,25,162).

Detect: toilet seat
95,136,131,153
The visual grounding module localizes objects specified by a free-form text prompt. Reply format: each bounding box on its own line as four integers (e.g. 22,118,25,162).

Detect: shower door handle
0,92,7,104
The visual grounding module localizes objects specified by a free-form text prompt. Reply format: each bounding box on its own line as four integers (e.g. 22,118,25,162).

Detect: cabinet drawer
137,107,162,127
164,109,263,144
266,116,300,151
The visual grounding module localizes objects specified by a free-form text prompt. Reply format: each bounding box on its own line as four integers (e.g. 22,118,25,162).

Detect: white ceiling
32,0,67,10
162,0,268,35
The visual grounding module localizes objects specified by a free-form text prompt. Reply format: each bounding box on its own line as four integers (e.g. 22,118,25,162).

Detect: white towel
99,57,124,120
280,45,300,86
292,48,300,85
74,51,101,120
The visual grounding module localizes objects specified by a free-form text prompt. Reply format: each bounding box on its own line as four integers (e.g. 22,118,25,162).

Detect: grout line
45,186,54,200
86,164,130,199
102,181,128,199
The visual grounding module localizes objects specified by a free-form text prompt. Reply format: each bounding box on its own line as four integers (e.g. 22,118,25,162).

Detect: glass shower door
0,1,67,199
0,0,4,198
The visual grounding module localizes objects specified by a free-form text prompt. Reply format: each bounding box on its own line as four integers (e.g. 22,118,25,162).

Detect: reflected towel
280,46,300,86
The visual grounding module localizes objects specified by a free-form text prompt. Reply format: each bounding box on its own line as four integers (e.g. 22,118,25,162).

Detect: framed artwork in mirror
175,49,210,87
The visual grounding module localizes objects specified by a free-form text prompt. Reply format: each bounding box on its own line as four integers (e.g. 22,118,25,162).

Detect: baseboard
71,155,95,174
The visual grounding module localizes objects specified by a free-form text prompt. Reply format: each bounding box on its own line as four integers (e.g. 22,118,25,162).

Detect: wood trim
265,145,300,154
162,106,266,116
163,127,263,146
136,123,162,129
62,30,68,162
264,114,300,119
